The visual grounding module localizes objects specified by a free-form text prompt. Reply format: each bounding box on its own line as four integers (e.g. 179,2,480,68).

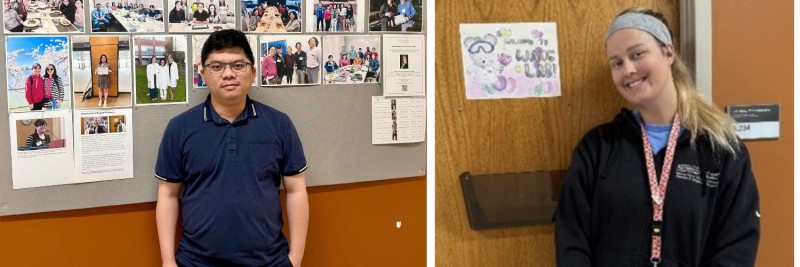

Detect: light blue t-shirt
633,110,685,154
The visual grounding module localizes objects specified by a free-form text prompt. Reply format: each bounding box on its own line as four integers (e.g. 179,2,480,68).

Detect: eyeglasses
203,62,252,74
46,68,54,71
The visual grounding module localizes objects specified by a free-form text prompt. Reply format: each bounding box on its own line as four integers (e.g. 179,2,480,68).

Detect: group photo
368,0,421,32
90,0,165,32
306,0,362,33
259,34,321,85
242,0,302,32
4,0,85,33
133,35,187,105
321,35,381,84
167,0,235,32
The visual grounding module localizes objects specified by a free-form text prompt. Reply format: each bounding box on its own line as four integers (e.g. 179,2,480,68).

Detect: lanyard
639,112,681,267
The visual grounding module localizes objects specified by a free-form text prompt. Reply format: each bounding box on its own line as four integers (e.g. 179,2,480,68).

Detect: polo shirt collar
203,94,258,124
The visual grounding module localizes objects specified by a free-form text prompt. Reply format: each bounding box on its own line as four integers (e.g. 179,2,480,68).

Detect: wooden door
436,1,678,266
90,37,120,97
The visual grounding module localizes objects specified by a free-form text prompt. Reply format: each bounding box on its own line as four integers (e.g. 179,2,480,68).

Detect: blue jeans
50,99,60,109
93,18,109,29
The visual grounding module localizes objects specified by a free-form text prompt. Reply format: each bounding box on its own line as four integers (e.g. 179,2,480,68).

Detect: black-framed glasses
203,61,252,74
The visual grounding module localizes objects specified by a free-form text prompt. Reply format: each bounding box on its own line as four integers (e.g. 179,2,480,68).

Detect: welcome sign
460,23,561,100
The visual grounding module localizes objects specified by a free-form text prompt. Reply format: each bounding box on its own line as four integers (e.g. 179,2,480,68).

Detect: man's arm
283,173,308,267
156,180,182,267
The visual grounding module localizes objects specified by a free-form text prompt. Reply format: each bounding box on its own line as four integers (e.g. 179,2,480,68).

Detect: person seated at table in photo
58,0,76,24
192,3,209,24
261,46,277,84
110,1,117,10
362,54,371,67
12,0,30,20
146,5,162,21
352,53,363,67
115,2,122,10
324,55,338,74
102,3,111,14
367,54,380,79
91,3,109,30
168,0,185,23
371,47,379,60
26,119,51,149
136,3,145,14
365,48,374,62
340,55,348,68
285,11,300,32
4,0,25,32
379,0,395,31
73,0,84,30
207,4,220,23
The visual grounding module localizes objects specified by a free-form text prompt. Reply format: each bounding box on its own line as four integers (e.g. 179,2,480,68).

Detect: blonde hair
618,8,739,154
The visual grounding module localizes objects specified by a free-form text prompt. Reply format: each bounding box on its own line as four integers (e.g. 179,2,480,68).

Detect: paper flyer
460,23,561,99
372,96,425,144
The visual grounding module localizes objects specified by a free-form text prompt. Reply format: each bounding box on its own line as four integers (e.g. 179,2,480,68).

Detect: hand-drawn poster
460,23,561,100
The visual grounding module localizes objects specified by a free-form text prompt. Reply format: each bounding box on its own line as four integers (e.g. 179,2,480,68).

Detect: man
156,30,308,267
91,3,108,30
400,55,408,69
348,45,356,65
323,55,338,74
397,0,415,32
305,37,321,84
275,45,285,84
167,54,179,100
294,42,306,84
25,63,46,110
314,4,324,31
146,4,162,20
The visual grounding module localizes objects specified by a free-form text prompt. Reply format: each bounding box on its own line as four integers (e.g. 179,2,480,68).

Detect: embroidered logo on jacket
674,164,719,188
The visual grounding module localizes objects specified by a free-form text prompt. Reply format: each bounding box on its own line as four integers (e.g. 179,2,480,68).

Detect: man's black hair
201,29,255,66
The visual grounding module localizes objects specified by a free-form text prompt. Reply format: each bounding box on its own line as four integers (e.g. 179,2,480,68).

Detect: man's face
96,4,100,9
105,3,109,7
149,6,155,11
200,48,255,103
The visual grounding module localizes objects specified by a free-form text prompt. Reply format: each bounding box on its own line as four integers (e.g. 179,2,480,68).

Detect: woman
339,55,348,68
261,46,277,85
110,2,116,10
207,4,220,23
58,0,76,24
352,53,362,67
43,64,64,110
284,11,300,32
156,59,169,100
3,0,24,32
167,54,179,100
73,0,84,31
26,119,51,149
168,0,186,23
378,0,395,31
323,5,331,32
555,8,760,267
95,54,111,107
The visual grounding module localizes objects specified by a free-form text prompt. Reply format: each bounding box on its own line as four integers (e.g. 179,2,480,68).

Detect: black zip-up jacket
556,109,760,267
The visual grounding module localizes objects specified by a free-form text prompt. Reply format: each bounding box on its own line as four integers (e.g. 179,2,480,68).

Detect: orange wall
711,1,793,266
0,176,426,266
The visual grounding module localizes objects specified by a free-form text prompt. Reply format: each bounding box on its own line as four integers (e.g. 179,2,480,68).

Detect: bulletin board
0,0,427,216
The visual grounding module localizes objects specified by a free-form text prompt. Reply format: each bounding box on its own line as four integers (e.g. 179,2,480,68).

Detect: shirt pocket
248,139,281,178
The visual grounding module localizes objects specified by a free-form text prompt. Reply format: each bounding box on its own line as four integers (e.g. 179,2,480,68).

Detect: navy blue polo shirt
155,95,307,267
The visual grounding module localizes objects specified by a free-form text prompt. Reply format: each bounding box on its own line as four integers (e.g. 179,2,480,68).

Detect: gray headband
606,12,672,45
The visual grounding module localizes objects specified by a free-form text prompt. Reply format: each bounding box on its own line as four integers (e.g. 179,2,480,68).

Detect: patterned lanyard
639,112,682,267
